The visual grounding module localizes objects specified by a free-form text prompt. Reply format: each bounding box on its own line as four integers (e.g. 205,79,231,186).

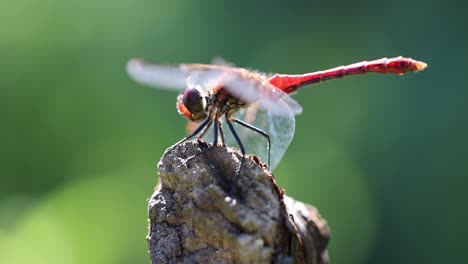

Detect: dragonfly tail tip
414,60,428,71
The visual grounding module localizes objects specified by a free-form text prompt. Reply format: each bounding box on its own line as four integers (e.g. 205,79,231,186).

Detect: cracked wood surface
148,141,330,264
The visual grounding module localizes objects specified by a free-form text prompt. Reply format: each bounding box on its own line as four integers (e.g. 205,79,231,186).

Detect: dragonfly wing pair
127,59,302,170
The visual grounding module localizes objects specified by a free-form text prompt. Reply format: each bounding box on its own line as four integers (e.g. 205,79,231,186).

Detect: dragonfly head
177,85,208,122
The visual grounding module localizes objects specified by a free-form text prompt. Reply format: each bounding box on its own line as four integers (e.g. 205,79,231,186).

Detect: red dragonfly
127,56,426,172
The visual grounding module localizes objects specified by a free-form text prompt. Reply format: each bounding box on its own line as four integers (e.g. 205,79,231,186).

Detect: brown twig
147,141,330,264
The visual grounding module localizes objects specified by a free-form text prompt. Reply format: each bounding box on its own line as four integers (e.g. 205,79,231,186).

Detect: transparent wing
127,59,238,94
128,59,303,117
205,99,296,171
126,59,188,91
272,91,303,116
182,65,230,93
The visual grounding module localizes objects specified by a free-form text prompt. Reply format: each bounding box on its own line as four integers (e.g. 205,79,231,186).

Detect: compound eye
182,87,204,114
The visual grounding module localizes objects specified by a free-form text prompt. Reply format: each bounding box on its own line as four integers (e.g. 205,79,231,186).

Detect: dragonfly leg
197,118,214,140
225,114,246,195
231,117,271,169
218,118,226,146
180,111,220,166
212,113,219,146
167,117,212,153
197,104,219,140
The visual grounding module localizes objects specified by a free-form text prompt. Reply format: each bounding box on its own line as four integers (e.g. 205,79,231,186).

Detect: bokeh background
1,0,467,263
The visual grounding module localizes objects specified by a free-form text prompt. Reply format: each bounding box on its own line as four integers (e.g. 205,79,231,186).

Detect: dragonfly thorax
215,89,248,115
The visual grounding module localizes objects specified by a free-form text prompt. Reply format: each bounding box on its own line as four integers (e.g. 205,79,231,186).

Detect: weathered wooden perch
147,141,330,264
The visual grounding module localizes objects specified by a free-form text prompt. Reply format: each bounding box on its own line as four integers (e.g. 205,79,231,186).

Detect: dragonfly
127,56,427,174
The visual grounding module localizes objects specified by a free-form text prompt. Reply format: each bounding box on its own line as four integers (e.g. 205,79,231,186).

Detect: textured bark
148,140,330,264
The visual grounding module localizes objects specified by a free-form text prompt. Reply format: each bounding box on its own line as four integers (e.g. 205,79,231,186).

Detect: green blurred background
1,0,466,263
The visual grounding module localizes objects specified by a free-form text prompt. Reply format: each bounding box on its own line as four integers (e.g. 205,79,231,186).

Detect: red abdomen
268,56,427,94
